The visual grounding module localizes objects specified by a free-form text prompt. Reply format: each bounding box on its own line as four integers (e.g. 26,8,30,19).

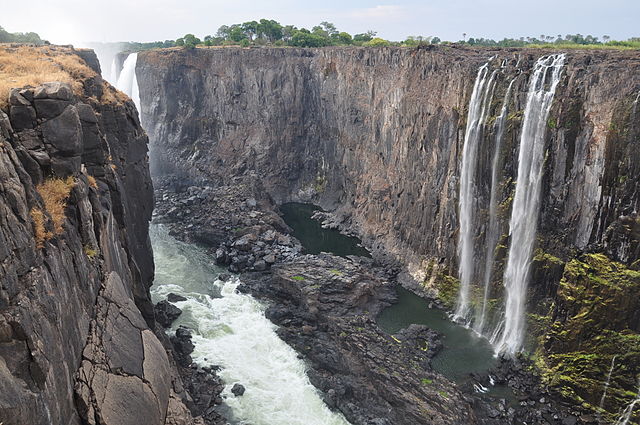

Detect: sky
3,0,639,44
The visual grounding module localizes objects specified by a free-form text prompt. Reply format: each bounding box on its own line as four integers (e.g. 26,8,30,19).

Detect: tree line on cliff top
123,20,639,50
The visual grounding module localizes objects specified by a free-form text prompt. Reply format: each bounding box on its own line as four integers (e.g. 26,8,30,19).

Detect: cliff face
138,46,640,416
0,47,191,425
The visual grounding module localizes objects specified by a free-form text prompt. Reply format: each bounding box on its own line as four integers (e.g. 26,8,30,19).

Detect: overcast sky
3,0,639,44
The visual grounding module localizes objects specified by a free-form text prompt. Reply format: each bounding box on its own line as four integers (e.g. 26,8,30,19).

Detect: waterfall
474,77,516,335
109,57,119,84
455,61,498,322
615,378,640,425
598,355,617,422
116,53,141,113
150,225,349,425
495,54,566,355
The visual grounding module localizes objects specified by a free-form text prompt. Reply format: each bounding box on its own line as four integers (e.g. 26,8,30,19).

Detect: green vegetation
421,378,433,385
535,254,640,421
457,34,640,50
0,26,46,45
291,275,305,281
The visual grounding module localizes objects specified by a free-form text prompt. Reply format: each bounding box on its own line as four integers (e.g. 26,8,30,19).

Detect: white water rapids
149,224,349,425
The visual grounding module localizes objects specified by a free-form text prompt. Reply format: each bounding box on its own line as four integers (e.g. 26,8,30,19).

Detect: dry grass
30,207,50,248
0,45,96,110
87,175,98,189
34,176,75,240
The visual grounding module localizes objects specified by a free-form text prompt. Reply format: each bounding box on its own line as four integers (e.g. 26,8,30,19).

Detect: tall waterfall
116,53,141,113
474,77,516,335
455,61,497,321
495,54,566,355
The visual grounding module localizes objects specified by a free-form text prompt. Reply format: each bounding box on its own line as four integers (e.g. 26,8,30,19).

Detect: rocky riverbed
151,172,597,425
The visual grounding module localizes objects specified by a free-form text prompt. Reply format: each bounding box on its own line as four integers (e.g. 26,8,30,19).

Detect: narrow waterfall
474,77,516,335
615,378,640,425
455,61,497,322
150,225,349,425
598,355,617,420
116,53,141,113
495,54,566,355
109,57,119,85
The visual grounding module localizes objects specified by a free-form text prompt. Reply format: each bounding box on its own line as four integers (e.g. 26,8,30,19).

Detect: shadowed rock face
138,46,639,277
0,49,194,425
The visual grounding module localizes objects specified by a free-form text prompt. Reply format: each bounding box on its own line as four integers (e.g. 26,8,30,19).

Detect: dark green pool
376,286,497,383
280,202,513,401
280,203,370,258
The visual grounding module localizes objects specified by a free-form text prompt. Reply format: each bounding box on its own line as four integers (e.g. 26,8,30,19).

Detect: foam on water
150,224,349,425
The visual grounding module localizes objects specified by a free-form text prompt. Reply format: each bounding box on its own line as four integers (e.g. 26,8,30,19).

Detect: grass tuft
35,176,75,237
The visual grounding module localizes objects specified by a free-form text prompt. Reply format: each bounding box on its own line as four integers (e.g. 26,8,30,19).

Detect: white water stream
615,378,640,425
116,52,141,113
474,77,516,335
149,224,349,425
456,61,498,322
495,54,566,355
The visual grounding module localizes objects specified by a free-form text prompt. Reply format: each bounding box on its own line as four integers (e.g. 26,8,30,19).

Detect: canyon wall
138,45,640,418
0,47,193,425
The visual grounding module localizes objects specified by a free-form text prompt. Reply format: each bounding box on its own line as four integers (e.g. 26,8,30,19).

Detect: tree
241,21,259,41
289,30,328,47
320,21,338,38
282,25,297,42
353,31,376,43
228,25,247,42
181,34,201,49
431,36,441,44
216,25,231,39
336,32,353,45
363,37,390,47
257,19,283,42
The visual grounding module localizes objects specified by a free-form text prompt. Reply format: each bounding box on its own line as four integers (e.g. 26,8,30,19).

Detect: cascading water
149,224,349,425
598,355,617,422
474,77,516,335
116,53,141,113
109,57,119,85
615,378,640,425
456,61,498,322
495,54,566,355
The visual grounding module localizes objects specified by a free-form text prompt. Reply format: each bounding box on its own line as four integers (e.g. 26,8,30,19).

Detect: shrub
35,176,75,235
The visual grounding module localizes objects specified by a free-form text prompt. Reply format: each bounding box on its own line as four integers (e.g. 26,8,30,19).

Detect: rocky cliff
138,45,640,419
0,46,195,425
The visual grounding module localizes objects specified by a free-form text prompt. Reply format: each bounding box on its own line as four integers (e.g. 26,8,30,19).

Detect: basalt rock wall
0,48,195,425
138,46,639,278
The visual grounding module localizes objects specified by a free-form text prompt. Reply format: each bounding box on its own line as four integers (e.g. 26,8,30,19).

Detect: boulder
231,383,245,396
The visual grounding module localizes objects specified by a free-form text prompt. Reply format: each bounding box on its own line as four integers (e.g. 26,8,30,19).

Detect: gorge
0,43,639,425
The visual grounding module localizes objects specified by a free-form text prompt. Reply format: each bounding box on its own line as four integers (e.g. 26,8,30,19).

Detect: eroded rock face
0,50,193,425
138,46,640,276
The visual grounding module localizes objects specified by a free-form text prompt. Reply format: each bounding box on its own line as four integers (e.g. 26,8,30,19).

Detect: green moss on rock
537,253,640,421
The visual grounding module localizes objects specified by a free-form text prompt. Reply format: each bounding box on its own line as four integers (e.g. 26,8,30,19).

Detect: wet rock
231,383,246,396
167,293,187,302
155,300,183,328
